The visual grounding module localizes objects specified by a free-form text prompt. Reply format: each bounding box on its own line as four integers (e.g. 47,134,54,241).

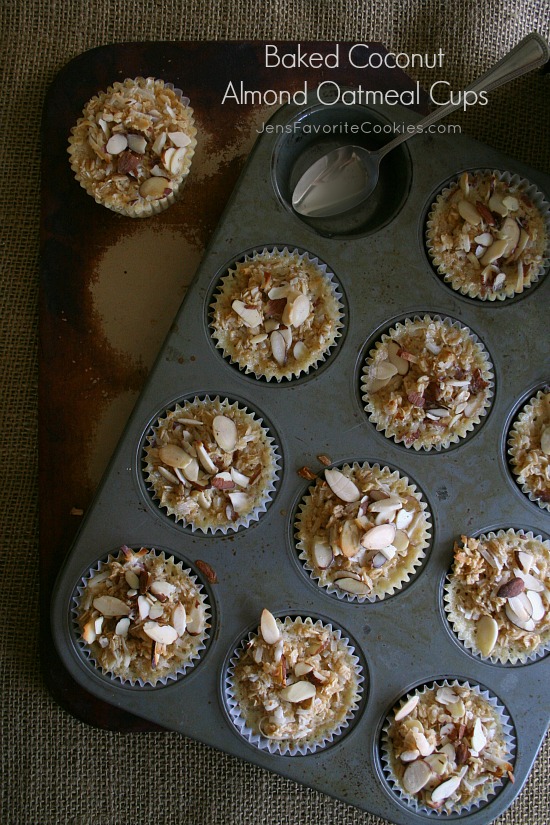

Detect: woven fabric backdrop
1,1,549,823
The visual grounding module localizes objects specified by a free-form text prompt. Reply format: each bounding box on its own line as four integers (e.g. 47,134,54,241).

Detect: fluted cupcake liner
426,169,550,301
361,314,494,451
142,395,281,533
295,461,431,602
210,247,344,381
224,615,364,756
444,529,550,665
72,548,211,686
68,76,197,217
381,679,515,816
507,388,550,512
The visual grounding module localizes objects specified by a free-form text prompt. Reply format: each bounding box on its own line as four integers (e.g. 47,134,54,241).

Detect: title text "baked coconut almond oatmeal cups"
426,170,549,300
210,248,344,381
225,610,363,755
75,547,210,685
361,315,493,450
295,462,431,601
68,77,197,217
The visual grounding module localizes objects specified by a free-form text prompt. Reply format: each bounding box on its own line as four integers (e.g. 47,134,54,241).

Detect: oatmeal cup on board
142,396,280,533
508,388,550,511
75,546,210,685
444,529,550,664
426,170,549,300
210,247,344,381
295,462,431,601
361,315,493,451
225,610,363,755
382,680,515,815
68,76,197,217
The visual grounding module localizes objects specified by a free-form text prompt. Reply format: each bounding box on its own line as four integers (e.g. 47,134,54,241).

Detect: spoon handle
378,32,550,161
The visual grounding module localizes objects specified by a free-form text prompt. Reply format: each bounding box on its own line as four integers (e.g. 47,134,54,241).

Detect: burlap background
1,1,549,823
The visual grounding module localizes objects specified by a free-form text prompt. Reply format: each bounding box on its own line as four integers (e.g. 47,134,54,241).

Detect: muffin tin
51,96,550,823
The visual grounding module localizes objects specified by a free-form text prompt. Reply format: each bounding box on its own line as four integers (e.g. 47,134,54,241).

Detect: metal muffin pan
51,97,550,824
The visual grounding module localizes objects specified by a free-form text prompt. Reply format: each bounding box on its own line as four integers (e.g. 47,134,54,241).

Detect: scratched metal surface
50,92,550,823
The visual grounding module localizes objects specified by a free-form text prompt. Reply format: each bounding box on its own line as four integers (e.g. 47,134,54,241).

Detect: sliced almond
124,569,140,590
361,522,396,550
526,590,545,622
339,520,361,558
507,592,534,623
150,580,177,600
114,617,130,637
395,508,414,530
387,341,410,375
458,200,482,225
474,232,493,246
393,529,410,554
395,694,419,721
541,425,550,456
431,774,461,803
230,467,250,488
293,341,308,360
186,605,205,636
138,594,151,620
92,596,130,617
212,415,237,452
279,681,316,703
471,718,487,753
260,609,280,644
194,441,218,474
182,457,199,483
106,133,128,154
227,491,249,514
324,468,360,502
126,134,147,154
82,620,96,644
231,299,261,328
270,329,287,365
143,622,178,645
312,539,334,570
480,238,509,265
294,661,313,677
169,146,187,174
139,176,171,199
403,760,433,795
476,615,499,657
168,131,192,148
288,294,311,327
158,443,193,469
368,494,402,514
335,577,370,595
172,603,187,636
500,216,520,257
374,360,398,380
148,602,164,620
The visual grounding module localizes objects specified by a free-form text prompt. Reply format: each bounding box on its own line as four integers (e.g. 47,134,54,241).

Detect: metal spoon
292,33,549,218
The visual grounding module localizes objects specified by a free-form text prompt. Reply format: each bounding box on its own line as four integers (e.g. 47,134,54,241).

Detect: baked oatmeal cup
75,546,210,685
444,529,550,664
426,170,549,300
361,315,493,450
508,389,550,511
225,610,363,755
382,680,515,815
142,396,280,532
295,462,431,601
210,248,344,380
68,76,197,217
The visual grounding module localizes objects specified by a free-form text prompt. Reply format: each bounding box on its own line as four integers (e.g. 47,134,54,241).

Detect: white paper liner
444,529,550,665
295,461,431,602
224,616,364,756
361,314,494,451
210,247,344,381
72,548,211,686
381,679,515,816
142,395,281,534
68,77,197,218
426,169,550,301
507,389,550,513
